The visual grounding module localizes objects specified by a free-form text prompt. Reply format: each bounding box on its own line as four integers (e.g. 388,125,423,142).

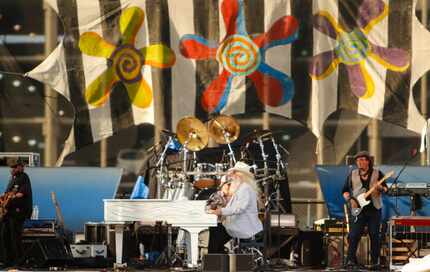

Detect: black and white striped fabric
27,0,429,164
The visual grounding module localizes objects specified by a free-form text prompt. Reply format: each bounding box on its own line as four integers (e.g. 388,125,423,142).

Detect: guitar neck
364,171,394,198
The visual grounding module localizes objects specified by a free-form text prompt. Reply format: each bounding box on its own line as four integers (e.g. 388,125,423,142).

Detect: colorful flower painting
309,0,410,99
79,7,176,109
179,0,299,113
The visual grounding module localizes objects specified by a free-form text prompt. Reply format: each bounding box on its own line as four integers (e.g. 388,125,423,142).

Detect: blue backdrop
0,167,121,232
316,165,430,221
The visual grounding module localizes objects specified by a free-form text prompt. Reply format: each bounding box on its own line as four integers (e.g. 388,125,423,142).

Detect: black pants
0,215,25,266
208,223,231,254
347,207,382,265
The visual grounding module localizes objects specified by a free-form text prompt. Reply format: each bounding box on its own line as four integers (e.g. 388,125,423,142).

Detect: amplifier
23,219,56,237
314,218,347,235
85,222,107,244
202,254,229,272
21,238,72,267
270,214,296,228
202,254,253,272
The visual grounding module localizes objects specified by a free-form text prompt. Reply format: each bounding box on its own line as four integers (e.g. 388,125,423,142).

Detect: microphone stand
388,149,418,216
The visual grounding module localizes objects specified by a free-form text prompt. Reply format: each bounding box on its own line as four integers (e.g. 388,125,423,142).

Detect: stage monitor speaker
229,254,253,271
21,238,72,268
202,254,229,272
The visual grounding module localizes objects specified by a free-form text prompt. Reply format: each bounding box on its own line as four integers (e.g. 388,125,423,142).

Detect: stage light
12,80,21,87
0,132,3,137
29,32,36,37
12,135,21,143
282,134,290,141
0,73,3,80
37,142,45,149
58,110,65,116
28,85,36,93
27,139,37,146
13,24,22,32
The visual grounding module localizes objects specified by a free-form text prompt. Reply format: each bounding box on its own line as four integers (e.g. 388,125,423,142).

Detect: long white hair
234,171,261,194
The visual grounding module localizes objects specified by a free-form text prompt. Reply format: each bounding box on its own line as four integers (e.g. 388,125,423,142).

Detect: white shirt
221,182,263,239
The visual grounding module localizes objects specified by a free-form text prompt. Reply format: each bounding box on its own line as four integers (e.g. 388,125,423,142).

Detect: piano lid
104,199,217,227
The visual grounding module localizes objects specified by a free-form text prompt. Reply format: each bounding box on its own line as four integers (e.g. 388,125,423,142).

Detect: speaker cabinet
202,254,229,272
299,231,324,267
21,238,72,268
229,254,253,271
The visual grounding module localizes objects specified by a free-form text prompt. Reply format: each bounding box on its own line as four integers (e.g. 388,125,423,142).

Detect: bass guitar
349,170,394,221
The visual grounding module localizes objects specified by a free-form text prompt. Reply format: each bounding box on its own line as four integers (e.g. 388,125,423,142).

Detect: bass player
342,151,388,270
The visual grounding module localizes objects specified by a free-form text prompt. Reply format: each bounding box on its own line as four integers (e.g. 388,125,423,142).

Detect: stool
231,237,264,266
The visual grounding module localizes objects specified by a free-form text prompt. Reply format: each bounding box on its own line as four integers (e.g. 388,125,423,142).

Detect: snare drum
194,163,218,189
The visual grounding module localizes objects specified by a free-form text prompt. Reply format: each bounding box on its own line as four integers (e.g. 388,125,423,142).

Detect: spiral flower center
335,29,370,65
110,44,144,83
217,34,261,76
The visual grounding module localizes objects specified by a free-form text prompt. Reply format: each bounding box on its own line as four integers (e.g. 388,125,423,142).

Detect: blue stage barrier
0,167,121,232
316,165,430,221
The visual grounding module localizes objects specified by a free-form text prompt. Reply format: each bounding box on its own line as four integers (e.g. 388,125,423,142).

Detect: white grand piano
104,199,217,267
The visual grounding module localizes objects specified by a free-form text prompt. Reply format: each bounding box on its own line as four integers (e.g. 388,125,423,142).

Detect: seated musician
207,161,263,253
342,151,388,270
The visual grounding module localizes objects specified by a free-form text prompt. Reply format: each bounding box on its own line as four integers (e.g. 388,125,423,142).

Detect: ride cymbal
176,116,208,151
208,115,240,144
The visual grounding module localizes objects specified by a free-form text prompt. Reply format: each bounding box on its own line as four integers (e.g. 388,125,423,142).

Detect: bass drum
194,188,218,200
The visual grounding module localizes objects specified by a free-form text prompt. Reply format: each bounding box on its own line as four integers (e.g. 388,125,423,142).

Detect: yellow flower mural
79,7,176,108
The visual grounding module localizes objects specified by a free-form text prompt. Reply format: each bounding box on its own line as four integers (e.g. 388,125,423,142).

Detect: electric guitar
0,191,16,220
349,170,394,221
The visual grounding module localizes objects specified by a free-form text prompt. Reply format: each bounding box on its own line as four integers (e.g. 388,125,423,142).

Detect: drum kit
153,114,289,203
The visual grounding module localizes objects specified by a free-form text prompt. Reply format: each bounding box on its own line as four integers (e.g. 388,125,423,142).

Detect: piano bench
231,237,264,267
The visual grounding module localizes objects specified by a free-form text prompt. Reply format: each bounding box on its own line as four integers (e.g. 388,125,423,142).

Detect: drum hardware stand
212,119,237,165
271,137,286,175
181,132,200,174
256,135,273,267
156,135,174,168
257,136,269,175
155,136,174,199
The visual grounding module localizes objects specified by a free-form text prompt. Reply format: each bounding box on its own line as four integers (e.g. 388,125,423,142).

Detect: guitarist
342,151,388,270
0,158,33,268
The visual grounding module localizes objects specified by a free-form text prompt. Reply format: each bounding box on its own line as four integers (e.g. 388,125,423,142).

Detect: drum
215,163,229,178
194,163,219,189
162,179,194,200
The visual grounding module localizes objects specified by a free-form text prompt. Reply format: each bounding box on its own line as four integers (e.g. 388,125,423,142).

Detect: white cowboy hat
228,161,254,179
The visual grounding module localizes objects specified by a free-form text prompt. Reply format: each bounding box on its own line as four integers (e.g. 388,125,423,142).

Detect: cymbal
176,116,208,151
242,129,272,144
208,115,240,144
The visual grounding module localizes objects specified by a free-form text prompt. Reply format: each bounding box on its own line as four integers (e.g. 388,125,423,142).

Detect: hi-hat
208,115,240,144
176,116,208,151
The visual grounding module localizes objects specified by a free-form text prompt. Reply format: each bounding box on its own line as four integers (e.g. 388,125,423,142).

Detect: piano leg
182,227,206,268
115,224,125,265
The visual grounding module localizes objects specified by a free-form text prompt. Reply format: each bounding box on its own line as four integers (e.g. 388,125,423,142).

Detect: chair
230,234,265,267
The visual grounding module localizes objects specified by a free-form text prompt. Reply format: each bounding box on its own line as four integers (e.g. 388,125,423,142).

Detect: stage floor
2,267,389,271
